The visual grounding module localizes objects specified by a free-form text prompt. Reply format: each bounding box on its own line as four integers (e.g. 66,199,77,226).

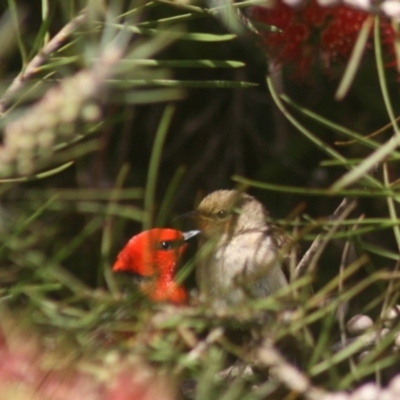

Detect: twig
338,214,364,377
0,8,87,116
254,340,325,400
294,197,357,279
331,328,390,353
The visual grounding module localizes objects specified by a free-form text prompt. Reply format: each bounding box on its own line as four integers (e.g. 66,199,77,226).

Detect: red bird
112,228,199,304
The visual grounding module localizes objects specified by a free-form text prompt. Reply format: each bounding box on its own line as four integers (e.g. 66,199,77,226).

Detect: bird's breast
196,231,287,304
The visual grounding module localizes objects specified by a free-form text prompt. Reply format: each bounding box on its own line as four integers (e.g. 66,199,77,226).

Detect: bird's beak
183,230,200,241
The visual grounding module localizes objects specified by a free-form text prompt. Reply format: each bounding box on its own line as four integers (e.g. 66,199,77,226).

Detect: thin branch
294,197,357,279
0,8,87,116
253,340,326,400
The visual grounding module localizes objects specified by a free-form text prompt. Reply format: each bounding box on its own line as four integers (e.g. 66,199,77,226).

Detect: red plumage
112,229,189,304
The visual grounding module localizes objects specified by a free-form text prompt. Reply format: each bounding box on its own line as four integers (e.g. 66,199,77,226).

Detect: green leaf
232,175,399,198
335,17,373,100
109,79,257,88
119,59,245,68
111,23,236,41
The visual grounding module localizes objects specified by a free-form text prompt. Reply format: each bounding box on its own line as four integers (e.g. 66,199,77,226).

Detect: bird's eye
217,210,227,219
159,241,172,251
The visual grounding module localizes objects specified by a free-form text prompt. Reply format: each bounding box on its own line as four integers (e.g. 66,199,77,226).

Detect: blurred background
0,1,400,396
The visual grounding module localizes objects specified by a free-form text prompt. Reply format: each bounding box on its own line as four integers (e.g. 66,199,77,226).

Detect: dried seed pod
320,392,349,400
389,374,400,396
381,305,400,325
351,382,380,400
346,314,373,335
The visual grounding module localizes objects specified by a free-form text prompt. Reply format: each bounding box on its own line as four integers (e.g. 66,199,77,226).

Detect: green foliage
1,0,400,399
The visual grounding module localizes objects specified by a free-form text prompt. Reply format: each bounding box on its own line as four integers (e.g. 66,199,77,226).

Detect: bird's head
112,228,199,304
195,190,269,239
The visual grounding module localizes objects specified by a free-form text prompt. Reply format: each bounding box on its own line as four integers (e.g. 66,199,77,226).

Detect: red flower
250,0,397,79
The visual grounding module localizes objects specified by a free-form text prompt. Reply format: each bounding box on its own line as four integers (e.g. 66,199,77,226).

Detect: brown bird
194,189,290,305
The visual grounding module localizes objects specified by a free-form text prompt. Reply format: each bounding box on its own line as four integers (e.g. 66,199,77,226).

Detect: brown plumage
195,190,290,305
